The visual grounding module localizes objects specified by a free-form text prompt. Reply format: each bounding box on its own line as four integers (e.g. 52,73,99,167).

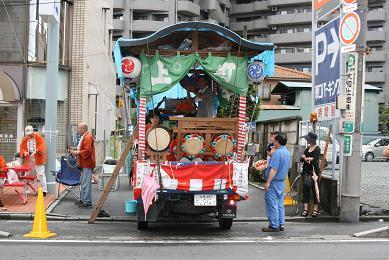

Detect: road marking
0,239,388,245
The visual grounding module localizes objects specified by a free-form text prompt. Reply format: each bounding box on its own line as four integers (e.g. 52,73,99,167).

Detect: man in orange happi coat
72,122,96,208
20,126,47,195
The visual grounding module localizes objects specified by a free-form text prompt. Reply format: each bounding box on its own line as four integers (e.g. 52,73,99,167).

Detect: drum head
183,137,204,155
214,138,234,155
179,157,191,162
146,127,171,151
191,157,203,162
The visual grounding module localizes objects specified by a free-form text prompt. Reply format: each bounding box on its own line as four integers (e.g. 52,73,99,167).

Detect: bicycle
284,174,301,215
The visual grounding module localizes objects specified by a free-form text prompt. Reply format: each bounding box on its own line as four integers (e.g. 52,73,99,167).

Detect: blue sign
314,17,340,107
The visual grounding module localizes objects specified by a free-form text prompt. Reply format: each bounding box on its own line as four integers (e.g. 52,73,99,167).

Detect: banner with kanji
139,52,249,97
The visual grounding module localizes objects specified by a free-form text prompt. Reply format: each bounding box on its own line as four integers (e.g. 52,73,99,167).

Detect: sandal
97,210,110,217
301,210,309,217
312,210,318,217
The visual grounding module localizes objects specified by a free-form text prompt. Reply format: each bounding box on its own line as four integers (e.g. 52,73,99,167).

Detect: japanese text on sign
343,52,358,133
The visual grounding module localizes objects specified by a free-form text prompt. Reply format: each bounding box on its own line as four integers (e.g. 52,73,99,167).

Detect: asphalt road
0,219,388,259
0,241,388,260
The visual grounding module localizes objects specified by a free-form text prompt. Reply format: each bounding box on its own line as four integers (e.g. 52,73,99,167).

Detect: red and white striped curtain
138,97,147,160
237,96,246,162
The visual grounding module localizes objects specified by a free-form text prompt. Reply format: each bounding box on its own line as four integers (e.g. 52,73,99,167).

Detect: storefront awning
0,69,21,102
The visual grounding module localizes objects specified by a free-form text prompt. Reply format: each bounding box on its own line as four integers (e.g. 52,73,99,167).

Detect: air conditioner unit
272,25,277,30
272,6,278,11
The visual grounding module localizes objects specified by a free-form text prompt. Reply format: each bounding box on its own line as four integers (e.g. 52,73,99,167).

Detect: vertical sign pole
311,0,317,134
340,0,367,223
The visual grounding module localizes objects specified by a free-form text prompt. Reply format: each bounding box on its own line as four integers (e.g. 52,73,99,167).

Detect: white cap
25,126,34,135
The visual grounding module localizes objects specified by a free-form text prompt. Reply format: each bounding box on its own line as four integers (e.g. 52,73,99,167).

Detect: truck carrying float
114,21,274,230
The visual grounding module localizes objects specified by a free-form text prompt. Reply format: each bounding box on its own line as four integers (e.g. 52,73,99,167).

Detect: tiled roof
268,65,311,80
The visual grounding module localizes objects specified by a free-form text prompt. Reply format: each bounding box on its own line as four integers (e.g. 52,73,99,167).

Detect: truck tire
137,221,148,230
218,218,233,230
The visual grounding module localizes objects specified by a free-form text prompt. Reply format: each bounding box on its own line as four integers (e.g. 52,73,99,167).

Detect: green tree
217,84,262,121
379,104,389,135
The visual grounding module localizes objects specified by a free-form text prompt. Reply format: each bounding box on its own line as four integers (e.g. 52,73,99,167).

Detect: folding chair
98,157,120,191
55,155,81,200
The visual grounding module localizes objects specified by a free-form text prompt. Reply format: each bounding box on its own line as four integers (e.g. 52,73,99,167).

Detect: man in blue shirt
262,133,291,232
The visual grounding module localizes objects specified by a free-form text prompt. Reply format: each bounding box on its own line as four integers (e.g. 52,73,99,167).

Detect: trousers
79,168,92,205
265,180,285,228
34,165,47,193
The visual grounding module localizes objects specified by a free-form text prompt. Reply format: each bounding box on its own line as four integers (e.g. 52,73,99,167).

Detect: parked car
361,138,389,161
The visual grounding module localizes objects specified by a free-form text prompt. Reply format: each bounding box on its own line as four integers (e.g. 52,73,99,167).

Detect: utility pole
339,0,368,223
41,2,60,194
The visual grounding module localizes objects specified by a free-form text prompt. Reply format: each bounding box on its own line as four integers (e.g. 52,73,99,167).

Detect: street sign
342,0,357,4
314,17,340,120
313,0,341,21
339,12,361,46
343,52,358,133
344,134,352,156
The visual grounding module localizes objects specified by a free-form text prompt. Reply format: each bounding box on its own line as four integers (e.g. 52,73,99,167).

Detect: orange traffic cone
24,187,56,239
284,177,295,206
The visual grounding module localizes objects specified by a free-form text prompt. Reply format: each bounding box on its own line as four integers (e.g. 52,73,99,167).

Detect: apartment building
111,0,389,105
229,0,389,104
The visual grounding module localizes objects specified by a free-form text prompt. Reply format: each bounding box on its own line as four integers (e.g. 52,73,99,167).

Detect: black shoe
262,227,280,232
43,192,47,197
78,203,92,209
279,225,285,231
74,200,83,205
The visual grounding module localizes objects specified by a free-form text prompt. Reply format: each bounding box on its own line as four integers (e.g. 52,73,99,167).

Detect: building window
134,15,147,20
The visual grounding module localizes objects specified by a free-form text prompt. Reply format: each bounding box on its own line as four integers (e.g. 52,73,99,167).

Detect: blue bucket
124,200,137,214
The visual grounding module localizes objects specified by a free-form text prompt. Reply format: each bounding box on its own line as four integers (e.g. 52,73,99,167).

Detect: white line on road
0,239,388,245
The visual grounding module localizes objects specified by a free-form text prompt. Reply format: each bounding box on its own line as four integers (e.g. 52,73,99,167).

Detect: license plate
194,194,217,206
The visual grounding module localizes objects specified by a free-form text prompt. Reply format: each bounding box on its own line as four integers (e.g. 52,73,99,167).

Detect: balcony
275,52,311,64
365,72,386,83
113,0,124,10
132,20,170,32
132,0,171,12
230,2,268,14
367,9,386,22
113,19,124,30
200,0,229,25
230,19,268,32
268,12,311,25
367,31,387,42
178,1,200,17
268,0,310,6
269,32,311,44
366,51,387,62
250,36,270,43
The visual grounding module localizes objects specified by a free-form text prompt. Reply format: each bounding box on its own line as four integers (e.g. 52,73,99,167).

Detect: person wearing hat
193,75,215,118
300,132,321,217
20,126,47,195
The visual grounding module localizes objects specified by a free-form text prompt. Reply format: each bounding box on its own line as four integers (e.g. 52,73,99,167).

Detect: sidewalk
1,184,64,213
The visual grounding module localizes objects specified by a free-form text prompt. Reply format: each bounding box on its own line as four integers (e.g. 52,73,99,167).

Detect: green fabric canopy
140,52,248,97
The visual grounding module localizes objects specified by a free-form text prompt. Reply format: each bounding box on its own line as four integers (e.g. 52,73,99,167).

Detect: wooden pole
320,125,332,178
88,138,133,224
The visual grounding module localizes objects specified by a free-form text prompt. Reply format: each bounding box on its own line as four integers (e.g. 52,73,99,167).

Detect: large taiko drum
211,134,237,160
146,126,171,151
181,133,205,159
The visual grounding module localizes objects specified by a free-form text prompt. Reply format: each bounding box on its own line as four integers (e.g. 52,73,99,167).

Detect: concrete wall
70,0,116,165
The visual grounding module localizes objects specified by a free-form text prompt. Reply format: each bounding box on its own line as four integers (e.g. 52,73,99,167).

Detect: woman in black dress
300,132,321,217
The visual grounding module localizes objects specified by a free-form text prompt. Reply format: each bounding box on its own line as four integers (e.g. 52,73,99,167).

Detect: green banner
140,51,196,96
140,52,249,97
198,54,248,96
